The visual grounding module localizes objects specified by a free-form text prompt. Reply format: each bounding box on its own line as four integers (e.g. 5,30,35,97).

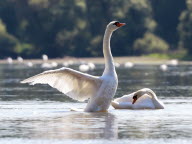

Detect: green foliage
0,0,190,58
146,53,169,59
133,32,169,54
178,8,192,54
0,32,20,57
0,20,6,33
147,49,187,59
149,0,186,49
0,19,21,57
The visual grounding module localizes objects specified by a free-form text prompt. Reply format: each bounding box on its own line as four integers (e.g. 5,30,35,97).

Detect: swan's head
132,88,156,104
107,21,126,31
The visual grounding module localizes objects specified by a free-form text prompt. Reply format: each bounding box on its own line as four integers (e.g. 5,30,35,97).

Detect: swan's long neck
147,90,158,100
148,90,164,109
103,28,115,75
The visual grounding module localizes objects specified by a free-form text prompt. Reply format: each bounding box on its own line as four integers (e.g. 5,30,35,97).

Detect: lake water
0,63,192,144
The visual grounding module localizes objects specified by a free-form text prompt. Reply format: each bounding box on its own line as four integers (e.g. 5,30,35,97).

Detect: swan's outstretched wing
21,67,102,101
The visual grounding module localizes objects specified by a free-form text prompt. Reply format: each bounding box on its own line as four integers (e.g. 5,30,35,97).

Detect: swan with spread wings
21,21,125,112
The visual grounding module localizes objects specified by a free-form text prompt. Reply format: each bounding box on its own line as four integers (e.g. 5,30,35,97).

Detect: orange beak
132,97,137,104
116,23,126,27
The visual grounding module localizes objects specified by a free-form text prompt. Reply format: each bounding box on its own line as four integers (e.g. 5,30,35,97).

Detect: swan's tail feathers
157,101,165,109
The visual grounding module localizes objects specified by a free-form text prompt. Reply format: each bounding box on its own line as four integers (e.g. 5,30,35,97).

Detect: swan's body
114,62,120,68
7,57,13,64
26,62,33,67
160,64,168,71
42,54,48,61
79,64,90,72
17,56,23,63
111,88,164,109
79,63,95,72
168,59,178,66
88,62,95,70
63,61,74,67
41,62,58,68
124,62,134,68
51,61,58,67
21,21,125,112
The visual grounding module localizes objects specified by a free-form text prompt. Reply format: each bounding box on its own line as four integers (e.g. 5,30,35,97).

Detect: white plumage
21,67,102,102
114,62,120,68
26,62,33,67
124,62,134,68
21,21,126,112
160,64,168,71
79,64,90,72
88,62,95,70
7,57,13,64
17,56,23,63
111,88,164,109
42,54,48,61
168,59,178,66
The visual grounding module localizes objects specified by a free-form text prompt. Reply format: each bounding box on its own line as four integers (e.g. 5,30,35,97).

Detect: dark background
0,0,191,59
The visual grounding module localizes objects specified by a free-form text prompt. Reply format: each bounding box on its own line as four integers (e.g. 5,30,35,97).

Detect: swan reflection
13,112,118,139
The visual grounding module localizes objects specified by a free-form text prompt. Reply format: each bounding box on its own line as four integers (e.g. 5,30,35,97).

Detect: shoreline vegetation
1,1,191,59
1,56,192,65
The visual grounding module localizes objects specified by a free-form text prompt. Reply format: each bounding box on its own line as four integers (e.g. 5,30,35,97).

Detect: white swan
168,59,178,66
88,62,96,70
111,88,164,109
41,62,53,68
17,56,23,63
79,62,96,72
114,62,120,68
160,64,168,71
79,64,90,72
124,62,134,68
42,54,48,61
7,57,13,64
21,21,125,112
26,62,33,67
41,62,58,68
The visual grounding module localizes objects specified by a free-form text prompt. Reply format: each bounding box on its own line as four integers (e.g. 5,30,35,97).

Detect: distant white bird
79,64,90,72
51,62,58,67
114,62,120,68
63,60,75,67
27,62,33,67
124,62,134,68
63,62,69,67
7,57,13,64
41,62,58,68
41,63,52,68
21,21,125,112
42,54,48,61
111,88,164,109
160,64,168,71
168,59,178,66
88,62,96,70
17,56,23,63
68,60,74,65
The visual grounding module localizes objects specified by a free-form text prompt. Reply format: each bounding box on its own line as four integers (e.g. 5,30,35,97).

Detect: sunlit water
0,63,192,144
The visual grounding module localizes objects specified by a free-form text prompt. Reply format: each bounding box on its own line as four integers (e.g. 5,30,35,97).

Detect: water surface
0,63,192,144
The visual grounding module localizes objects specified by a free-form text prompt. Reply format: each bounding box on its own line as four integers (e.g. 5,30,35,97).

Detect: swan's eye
132,95,138,104
113,22,120,26
133,95,137,99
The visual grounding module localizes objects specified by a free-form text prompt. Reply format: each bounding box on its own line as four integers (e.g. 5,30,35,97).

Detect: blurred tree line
0,0,191,59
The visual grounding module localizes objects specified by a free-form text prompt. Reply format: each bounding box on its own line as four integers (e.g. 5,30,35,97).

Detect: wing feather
21,67,102,101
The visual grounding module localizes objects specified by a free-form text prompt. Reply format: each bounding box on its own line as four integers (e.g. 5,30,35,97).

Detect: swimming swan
21,21,125,112
111,88,164,109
